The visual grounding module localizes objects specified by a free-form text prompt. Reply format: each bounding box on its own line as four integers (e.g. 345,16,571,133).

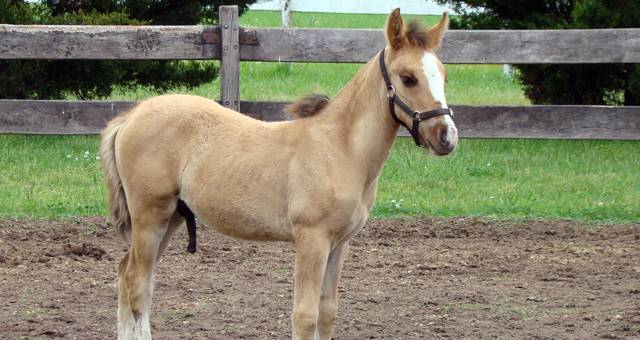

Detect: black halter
379,48,454,147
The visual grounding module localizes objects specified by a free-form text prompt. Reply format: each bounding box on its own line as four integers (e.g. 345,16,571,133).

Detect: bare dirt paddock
1,217,639,339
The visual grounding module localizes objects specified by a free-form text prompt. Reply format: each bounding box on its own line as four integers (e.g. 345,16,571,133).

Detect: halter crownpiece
379,48,454,147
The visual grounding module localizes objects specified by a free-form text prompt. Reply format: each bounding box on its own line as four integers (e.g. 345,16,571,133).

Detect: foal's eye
400,75,417,87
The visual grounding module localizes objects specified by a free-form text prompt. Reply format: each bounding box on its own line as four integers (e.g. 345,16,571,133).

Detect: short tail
99,110,132,241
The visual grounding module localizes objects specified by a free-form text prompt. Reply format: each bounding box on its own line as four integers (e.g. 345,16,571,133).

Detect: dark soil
1,217,639,339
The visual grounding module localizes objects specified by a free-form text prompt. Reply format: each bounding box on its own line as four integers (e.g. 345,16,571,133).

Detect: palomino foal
100,8,457,340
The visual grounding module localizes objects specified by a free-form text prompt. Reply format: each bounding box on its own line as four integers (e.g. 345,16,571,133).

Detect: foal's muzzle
423,118,458,156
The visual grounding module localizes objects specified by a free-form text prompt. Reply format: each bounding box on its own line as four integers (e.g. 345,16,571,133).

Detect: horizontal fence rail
240,28,640,64
0,25,221,59
2,100,639,140
2,25,640,63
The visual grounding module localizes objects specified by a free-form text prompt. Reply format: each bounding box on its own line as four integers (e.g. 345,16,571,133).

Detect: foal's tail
99,110,133,241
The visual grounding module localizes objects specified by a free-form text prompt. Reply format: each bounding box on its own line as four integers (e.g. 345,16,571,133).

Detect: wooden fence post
281,0,292,28
219,5,240,112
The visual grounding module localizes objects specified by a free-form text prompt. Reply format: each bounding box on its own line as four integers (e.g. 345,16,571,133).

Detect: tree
0,0,256,99
436,0,640,105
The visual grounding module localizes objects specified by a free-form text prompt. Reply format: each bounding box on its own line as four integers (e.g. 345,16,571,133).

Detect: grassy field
2,135,638,221
1,11,639,222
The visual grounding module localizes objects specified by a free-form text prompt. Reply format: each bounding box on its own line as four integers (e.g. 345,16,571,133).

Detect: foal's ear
385,8,405,50
425,12,449,51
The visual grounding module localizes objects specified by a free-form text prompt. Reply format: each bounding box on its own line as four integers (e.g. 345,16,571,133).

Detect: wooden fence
1,5,639,139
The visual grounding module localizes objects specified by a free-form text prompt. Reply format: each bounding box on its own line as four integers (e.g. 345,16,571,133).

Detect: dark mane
285,94,331,119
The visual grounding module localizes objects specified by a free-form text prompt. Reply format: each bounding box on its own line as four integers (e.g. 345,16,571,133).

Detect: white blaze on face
421,52,447,109
421,52,457,144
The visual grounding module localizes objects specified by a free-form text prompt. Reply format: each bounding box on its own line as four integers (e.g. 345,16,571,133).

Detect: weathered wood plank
0,25,220,60
219,6,240,111
450,105,640,140
1,100,638,140
240,28,640,64
2,25,640,63
0,100,136,134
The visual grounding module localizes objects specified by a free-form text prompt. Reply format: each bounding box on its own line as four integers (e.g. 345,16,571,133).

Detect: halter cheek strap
379,48,454,147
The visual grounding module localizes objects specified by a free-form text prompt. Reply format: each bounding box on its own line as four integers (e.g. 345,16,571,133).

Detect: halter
379,48,454,147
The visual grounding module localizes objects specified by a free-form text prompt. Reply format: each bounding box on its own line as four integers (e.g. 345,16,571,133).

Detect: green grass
1,11,638,222
376,139,639,221
1,135,638,222
0,135,104,217
109,62,526,105
239,11,441,29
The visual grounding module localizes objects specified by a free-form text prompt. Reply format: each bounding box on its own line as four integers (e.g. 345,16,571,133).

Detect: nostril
440,129,449,146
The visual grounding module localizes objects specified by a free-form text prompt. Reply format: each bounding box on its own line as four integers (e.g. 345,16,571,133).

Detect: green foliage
0,0,32,23
43,0,254,25
0,0,256,99
436,0,640,105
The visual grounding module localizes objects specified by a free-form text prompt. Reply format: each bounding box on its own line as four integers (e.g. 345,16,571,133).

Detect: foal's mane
406,20,431,48
285,94,331,119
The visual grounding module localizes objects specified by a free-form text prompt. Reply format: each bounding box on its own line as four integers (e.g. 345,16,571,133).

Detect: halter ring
386,85,396,99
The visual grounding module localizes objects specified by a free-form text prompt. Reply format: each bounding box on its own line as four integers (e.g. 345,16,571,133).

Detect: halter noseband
379,48,454,147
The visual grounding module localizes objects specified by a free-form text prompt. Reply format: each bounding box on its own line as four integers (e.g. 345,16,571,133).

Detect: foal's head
383,9,458,156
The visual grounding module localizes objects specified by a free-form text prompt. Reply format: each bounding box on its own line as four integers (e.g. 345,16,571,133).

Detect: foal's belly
194,203,293,242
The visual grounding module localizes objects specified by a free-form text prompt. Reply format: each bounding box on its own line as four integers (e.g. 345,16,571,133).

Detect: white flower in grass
96,156,101,160
391,199,402,209
597,201,604,206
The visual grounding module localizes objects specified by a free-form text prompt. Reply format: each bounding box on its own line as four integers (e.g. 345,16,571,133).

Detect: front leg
317,241,349,340
292,229,331,340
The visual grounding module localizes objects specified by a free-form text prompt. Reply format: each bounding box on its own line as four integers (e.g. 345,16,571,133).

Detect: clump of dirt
46,242,111,261
1,217,639,339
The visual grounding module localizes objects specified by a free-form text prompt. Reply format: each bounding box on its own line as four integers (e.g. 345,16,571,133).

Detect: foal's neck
321,55,400,186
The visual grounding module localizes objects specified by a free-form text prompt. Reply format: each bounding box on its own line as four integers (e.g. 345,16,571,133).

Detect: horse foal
101,8,457,340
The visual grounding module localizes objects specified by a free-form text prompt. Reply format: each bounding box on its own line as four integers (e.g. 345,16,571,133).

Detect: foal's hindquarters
103,95,371,339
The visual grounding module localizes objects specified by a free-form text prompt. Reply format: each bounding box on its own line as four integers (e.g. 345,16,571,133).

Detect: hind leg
119,200,174,340
118,210,181,339
156,213,184,261
118,251,135,339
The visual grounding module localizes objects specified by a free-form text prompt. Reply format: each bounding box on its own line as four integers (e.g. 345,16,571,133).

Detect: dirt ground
1,217,639,339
